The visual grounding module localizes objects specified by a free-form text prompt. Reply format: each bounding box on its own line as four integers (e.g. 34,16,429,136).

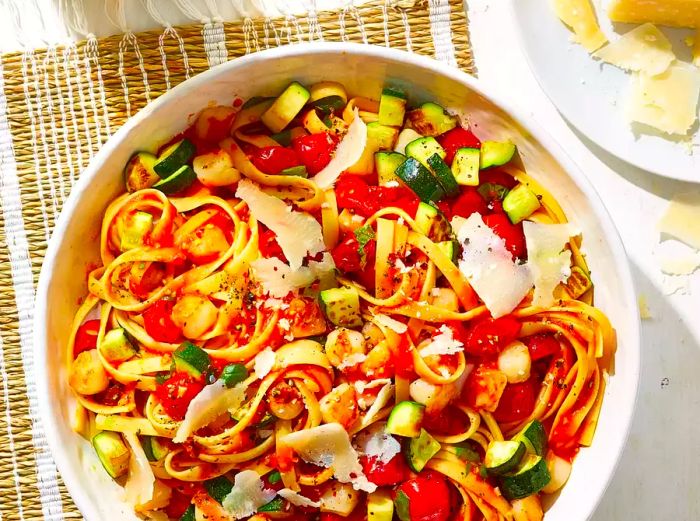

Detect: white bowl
35,43,640,521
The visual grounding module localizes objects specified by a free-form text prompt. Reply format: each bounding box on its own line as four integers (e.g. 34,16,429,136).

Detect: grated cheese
593,23,675,76
419,325,464,357
222,470,276,519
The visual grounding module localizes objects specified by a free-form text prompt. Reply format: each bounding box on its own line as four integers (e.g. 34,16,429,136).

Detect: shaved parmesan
354,378,392,395
552,0,608,52
593,24,674,76
173,380,247,443
237,179,325,269
419,324,464,357
658,192,700,249
222,470,276,519
281,423,377,493
254,348,276,379
337,352,367,371
627,62,700,135
659,251,700,275
252,253,336,298
311,109,367,189
278,489,321,508
373,314,408,333
360,382,394,427
523,222,576,308
454,214,532,318
123,432,155,507
354,422,401,464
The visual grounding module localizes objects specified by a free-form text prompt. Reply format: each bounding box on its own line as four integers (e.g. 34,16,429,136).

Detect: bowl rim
34,41,640,521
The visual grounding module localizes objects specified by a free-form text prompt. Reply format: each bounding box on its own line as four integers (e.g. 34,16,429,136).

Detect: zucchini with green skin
220,363,248,388
414,202,451,241
405,136,446,167
407,102,458,136
378,87,408,127
426,153,459,197
204,475,233,503
152,164,196,195
451,147,480,186
484,440,526,476
394,490,411,521
375,151,406,185
179,505,195,521
319,286,362,328
280,165,308,178
154,139,196,178
124,152,159,192
480,140,516,169
514,420,548,456
100,328,137,363
311,95,346,115
261,82,311,133
141,436,169,462
503,183,541,224
386,400,425,438
258,497,285,513
395,158,445,203
499,454,551,500
404,428,441,472
92,431,130,479
368,490,394,521
436,240,459,265
173,342,211,378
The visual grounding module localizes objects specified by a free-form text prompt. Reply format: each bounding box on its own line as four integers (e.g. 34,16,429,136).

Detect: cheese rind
608,0,700,29
593,24,674,76
626,62,700,135
552,0,608,52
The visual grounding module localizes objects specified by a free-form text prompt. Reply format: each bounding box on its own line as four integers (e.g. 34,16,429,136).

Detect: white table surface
468,1,700,520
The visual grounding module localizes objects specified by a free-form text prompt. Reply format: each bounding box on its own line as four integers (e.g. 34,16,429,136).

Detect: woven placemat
0,0,473,518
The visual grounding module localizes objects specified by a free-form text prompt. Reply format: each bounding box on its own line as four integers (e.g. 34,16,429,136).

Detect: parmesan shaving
658,191,700,249
278,489,321,508
281,423,377,493
419,325,464,357
222,470,276,519
123,432,155,507
251,253,336,298
236,179,325,269
593,23,675,76
311,109,367,189
173,380,248,443
354,422,401,464
337,352,367,371
360,382,394,428
373,313,408,334
254,348,276,379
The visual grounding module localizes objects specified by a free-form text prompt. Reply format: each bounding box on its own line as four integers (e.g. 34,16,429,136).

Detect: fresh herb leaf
354,224,376,264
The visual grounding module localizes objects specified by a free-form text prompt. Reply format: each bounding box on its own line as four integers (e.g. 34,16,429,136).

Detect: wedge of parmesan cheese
523,222,576,308
236,179,325,269
123,432,155,507
222,470,276,519
658,191,700,249
281,423,377,492
552,0,608,52
593,24,675,76
454,214,532,318
626,62,700,135
608,0,700,29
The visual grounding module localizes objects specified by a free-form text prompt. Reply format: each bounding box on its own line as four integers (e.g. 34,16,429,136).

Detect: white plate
510,0,700,181
34,43,640,521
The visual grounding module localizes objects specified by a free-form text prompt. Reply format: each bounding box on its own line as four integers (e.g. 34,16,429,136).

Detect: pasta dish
66,79,615,521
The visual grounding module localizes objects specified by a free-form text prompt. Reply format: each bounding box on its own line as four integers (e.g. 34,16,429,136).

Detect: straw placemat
0,0,473,518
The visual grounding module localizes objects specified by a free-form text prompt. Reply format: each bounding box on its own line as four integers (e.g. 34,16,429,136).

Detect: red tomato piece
143,299,182,344
493,379,537,423
480,168,518,190
368,184,420,218
73,319,100,357
524,333,561,361
464,316,522,358
154,372,205,421
205,208,235,241
447,187,488,220
250,146,300,175
437,126,481,164
396,471,452,521
259,226,287,262
482,213,527,260
292,133,337,175
360,453,409,486
330,233,364,273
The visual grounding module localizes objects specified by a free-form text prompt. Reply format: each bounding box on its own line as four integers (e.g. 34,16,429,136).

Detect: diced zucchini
280,165,308,178
368,122,399,150
141,436,169,462
205,475,234,503
92,431,130,479
258,497,285,512
180,505,195,521
394,128,423,155
414,202,451,241
499,454,551,500
261,82,311,133
485,440,526,476
153,164,196,195
232,98,275,132
404,428,441,472
452,147,480,186
503,184,541,224
154,139,196,178
319,286,362,328
220,363,248,387
386,400,425,438
320,482,361,516
566,266,593,298
267,470,282,484
375,151,406,185
395,158,445,203
394,489,411,521
311,95,346,115
368,490,394,521
452,441,481,463
426,154,459,197
124,152,159,192
437,240,459,265
513,420,548,456
119,211,153,251
173,342,211,378
478,182,510,201
405,136,446,167
100,328,137,363
241,96,273,109
480,140,516,169
407,102,458,136
378,87,408,127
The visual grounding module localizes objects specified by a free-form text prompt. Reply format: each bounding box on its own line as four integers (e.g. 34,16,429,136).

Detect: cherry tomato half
524,333,561,361
73,319,100,357
493,379,537,423
482,213,527,260
395,471,452,521
292,133,337,175
437,126,481,164
154,372,205,421
445,186,488,220
360,453,409,486
143,299,182,344
464,316,522,358
250,146,300,175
